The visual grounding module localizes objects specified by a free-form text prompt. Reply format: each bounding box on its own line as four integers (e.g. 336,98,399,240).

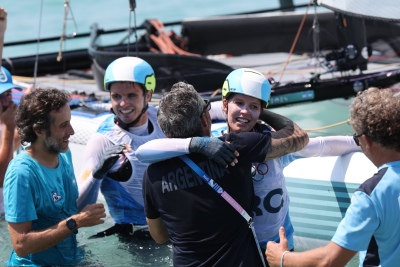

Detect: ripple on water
0,218,173,267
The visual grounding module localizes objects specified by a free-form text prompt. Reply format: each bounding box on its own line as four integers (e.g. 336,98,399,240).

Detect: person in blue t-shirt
266,87,400,267
3,88,106,266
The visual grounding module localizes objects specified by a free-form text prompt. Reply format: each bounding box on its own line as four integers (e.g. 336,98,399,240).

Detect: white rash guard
77,105,165,225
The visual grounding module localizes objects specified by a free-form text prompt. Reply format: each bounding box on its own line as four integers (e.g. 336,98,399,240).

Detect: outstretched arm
293,136,361,157
266,227,356,267
8,203,106,257
260,110,309,160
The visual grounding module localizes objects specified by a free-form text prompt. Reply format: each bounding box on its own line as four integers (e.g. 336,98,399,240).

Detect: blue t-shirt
332,161,400,266
4,150,83,266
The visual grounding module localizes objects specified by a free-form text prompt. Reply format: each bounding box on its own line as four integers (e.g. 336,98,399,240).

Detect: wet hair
16,88,71,145
350,87,400,152
157,81,204,138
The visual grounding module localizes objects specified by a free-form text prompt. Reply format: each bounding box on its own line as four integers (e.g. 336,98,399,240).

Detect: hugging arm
136,137,237,167
260,110,309,160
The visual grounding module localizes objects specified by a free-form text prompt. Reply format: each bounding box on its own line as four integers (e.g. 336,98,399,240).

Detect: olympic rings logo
251,162,269,182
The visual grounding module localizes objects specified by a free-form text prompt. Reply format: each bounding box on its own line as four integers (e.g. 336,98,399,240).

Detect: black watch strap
66,217,78,234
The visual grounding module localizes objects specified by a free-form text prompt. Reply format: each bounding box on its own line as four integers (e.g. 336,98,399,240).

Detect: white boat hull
69,110,376,247
284,152,376,243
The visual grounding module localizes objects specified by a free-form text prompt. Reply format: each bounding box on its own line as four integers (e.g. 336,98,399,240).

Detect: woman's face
223,93,262,133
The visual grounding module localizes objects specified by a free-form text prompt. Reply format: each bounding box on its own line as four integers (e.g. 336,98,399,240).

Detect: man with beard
3,88,106,266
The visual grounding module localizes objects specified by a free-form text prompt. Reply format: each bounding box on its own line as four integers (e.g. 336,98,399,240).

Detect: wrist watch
66,217,78,234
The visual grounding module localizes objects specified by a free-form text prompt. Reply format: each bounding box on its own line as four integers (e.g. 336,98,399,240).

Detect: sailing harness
179,155,267,267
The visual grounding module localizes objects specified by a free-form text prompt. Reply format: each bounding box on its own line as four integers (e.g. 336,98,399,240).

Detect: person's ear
222,99,228,114
33,124,44,137
362,134,373,150
145,90,152,103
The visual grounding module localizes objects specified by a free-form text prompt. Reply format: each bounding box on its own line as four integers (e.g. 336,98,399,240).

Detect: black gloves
93,144,126,179
189,137,236,167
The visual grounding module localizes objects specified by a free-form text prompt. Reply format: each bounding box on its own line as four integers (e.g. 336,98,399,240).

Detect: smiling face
44,104,75,154
0,90,13,111
223,93,262,133
110,82,151,126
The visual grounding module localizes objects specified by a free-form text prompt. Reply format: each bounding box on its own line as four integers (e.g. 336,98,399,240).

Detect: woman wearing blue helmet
207,68,359,251
77,57,235,238
136,67,361,253
220,68,271,134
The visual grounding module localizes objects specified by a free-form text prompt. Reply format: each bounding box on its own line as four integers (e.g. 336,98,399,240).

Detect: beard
43,134,69,154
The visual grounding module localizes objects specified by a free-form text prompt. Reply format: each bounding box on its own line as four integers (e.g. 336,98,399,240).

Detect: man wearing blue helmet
76,57,237,238
136,67,360,252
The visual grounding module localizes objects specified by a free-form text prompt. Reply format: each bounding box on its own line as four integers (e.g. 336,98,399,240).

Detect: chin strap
112,104,149,131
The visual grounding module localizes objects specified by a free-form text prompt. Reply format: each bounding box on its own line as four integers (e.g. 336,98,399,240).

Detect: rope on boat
304,119,350,132
33,0,45,88
12,75,96,84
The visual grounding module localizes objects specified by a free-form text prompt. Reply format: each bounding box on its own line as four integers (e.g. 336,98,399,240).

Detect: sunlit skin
223,94,262,134
24,104,75,169
110,82,152,127
43,104,75,154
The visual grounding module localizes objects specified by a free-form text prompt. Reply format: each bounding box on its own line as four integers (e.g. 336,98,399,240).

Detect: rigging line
57,0,78,62
278,0,313,83
33,0,45,88
127,0,139,57
304,119,350,132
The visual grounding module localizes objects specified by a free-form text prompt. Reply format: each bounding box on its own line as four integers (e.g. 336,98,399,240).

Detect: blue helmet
104,56,156,92
222,68,271,108
0,66,22,94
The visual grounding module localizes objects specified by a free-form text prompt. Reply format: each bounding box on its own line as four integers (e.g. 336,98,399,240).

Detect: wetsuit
77,105,165,230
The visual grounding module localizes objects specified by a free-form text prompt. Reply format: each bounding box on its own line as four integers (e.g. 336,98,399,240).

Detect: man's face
43,104,75,154
110,82,151,126
0,90,13,111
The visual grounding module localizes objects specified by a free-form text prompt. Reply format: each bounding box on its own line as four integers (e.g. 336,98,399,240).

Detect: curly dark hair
350,87,400,152
16,88,71,145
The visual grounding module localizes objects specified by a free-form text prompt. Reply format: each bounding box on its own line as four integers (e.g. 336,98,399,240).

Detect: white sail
317,0,400,22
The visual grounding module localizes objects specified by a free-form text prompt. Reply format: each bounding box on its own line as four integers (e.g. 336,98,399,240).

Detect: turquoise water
1,0,309,58
0,98,360,267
